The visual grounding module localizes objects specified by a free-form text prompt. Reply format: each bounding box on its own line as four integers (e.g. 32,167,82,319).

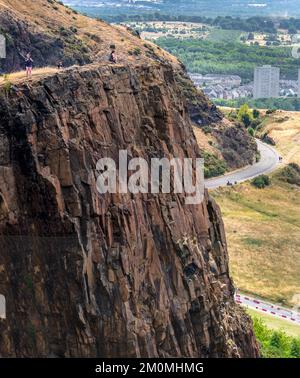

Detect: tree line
103,13,300,34
156,38,300,82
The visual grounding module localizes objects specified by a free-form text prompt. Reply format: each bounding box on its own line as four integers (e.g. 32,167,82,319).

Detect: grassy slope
211,110,300,307
206,29,243,43
192,126,222,157
258,111,300,166
247,308,300,338
0,0,180,68
0,67,59,86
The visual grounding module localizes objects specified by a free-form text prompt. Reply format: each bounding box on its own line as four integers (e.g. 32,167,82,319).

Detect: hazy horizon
63,0,300,19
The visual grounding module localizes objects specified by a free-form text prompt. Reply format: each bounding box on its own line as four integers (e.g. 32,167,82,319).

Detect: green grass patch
203,151,227,178
206,29,243,43
242,237,264,247
248,308,300,352
252,316,300,358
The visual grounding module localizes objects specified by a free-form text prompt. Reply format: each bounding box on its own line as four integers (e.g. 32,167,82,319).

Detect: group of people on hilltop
19,47,117,78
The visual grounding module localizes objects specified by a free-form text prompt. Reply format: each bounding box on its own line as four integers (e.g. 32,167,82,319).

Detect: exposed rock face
213,120,258,170
174,72,257,169
0,10,92,73
174,70,223,125
0,63,259,357
0,1,257,172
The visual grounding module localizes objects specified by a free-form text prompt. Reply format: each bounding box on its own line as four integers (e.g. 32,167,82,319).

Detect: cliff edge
0,63,259,357
0,0,257,171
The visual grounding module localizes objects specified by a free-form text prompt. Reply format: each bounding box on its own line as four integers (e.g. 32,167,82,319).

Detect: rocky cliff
0,0,257,172
0,0,180,72
0,62,259,358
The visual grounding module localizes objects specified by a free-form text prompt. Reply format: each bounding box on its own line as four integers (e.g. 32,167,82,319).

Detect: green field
212,178,300,307
247,308,300,338
206,29,243,43
249,309,300,358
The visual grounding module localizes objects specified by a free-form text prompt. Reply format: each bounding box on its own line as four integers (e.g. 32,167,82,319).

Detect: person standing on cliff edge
19,51,33,78
24,53,33,78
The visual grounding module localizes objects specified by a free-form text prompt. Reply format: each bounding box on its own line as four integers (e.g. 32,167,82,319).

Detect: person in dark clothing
109,50,117,64
24,53,33,78
57,61,63,70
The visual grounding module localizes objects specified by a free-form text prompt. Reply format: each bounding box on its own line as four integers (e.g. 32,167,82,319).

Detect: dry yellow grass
213,181,300,306
211,110,300,307
192,126,221,157
0,0,179,68
0,67,59,86
0,0,183,93
258,111,300,166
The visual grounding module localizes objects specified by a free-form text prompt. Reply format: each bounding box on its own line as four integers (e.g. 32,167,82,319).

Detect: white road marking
235,293,300,324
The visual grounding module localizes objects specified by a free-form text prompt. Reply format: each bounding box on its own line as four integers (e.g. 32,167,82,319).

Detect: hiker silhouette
109,50,117,64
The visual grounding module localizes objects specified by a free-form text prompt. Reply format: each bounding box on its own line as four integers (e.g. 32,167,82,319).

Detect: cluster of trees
156,38,300,82
279,18,300,34
203,151,227,178
252,316,300,358
104,13,298,34
237,104,260,134
104,13,216,24
215,98,300,112
252,175,271,189
227,104,261,136
278,163,300,186
212,16,276,33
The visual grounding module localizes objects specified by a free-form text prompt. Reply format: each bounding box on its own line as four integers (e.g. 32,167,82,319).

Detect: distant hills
63,0,300,19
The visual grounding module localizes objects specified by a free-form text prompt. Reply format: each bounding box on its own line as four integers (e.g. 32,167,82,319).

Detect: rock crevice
0,63,259,358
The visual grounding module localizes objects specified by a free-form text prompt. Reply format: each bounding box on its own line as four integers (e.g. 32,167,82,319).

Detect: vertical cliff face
0,63,259,358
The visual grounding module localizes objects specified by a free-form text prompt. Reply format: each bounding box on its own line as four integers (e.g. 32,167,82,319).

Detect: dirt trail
0,67,60,87
0,63,124,88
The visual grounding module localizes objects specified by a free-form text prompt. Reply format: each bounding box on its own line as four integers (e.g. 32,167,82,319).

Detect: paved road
205,139,281,190
204,140,298,325
235,293,300,325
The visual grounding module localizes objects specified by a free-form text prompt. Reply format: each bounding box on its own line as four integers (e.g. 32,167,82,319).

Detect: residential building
253,65,280,99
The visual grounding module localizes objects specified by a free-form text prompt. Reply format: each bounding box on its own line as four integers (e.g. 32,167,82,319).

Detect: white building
190,73,242,89
253,65,280,99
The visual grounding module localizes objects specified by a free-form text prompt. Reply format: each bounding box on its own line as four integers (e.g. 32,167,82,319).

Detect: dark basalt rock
0,64,259,358
0,11,92,74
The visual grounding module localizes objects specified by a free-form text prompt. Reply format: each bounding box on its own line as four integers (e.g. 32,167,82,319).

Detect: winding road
235,293,300,325
204,139,300,325
205,139,281,190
